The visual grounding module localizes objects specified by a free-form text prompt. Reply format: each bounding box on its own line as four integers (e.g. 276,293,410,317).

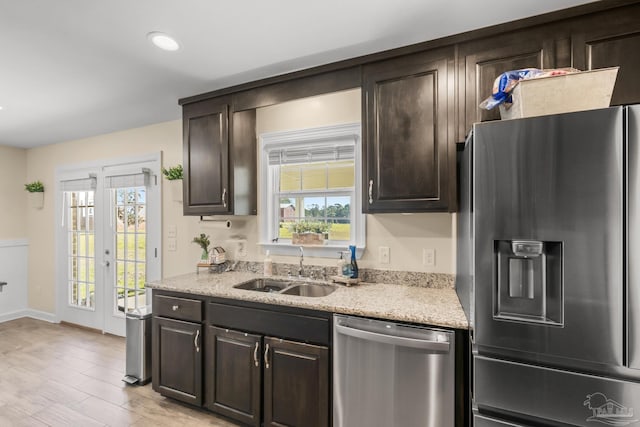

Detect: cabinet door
263,337,329,427
205,326,261,427
363,49,454,213
571,3,640,106
183,97,231,215
230,109,258,215
458,31,560,140
152,317,202,406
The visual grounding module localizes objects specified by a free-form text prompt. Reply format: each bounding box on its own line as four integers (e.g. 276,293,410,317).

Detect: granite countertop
148,270,468,330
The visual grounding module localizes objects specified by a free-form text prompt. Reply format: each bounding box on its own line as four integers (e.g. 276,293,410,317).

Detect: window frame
259,122,365,258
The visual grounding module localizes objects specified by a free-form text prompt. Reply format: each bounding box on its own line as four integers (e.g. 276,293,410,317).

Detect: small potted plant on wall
25,180,45,209
161,164,183,203
290,220,331,245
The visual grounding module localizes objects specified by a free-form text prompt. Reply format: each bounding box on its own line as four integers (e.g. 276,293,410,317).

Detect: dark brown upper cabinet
570,2,640,106
183,97,231,215
178,1,640,216
182,97,257,216
363,48,456,213
457,29,563,141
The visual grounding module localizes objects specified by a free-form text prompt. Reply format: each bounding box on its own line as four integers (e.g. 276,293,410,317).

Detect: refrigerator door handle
334,323,450,352
628,105,640,370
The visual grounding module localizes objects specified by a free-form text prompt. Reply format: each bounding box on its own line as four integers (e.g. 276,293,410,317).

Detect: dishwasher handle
335,322,450,352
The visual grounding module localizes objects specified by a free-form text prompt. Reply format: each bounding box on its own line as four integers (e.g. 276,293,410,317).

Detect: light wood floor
0,317,241,427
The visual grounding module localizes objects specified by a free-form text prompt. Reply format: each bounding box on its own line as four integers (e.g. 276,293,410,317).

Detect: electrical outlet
167,238,177,251
379,246,390,264
423,248,436,267
167,225,177,238
237,239,248,258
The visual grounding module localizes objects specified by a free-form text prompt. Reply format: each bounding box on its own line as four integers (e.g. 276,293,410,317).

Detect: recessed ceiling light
147,32,180,51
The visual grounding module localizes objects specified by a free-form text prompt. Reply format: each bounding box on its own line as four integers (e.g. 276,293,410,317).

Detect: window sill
258,242,364,259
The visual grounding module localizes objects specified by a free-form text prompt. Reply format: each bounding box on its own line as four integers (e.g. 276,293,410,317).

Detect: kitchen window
259,123,365,257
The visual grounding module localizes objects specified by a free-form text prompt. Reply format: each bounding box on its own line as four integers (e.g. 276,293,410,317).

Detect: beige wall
0,146,27,239
24,120,215,313
23,89,455,315
252,89,455,274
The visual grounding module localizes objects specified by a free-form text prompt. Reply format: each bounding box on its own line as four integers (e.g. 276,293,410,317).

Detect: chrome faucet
298,246,305,277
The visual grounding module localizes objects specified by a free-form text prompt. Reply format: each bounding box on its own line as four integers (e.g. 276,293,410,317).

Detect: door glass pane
66,191,96,310
113,186,147,314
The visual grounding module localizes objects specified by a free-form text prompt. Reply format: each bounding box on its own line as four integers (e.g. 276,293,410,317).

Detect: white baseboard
0,309,58,324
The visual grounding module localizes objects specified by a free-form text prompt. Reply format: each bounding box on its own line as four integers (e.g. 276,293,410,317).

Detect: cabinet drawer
155,294,202,322
208,303,330,346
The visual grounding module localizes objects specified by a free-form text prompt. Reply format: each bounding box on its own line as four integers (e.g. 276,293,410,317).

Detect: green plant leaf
161,165,183,180
289,220,331,234
191,233,210,251
25,180,44,192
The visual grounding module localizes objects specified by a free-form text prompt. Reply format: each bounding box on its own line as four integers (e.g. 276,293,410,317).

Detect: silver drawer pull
264,343,270,369
253,342,259,367
194,330,200,353
222,188,227,208
172,305,179,311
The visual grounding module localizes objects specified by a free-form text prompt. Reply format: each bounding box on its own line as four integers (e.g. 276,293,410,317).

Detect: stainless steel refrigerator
457,106,640,426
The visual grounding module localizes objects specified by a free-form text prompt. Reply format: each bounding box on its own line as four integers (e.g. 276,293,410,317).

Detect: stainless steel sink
233,278,336,297
233,278,291,293
280,283,336,297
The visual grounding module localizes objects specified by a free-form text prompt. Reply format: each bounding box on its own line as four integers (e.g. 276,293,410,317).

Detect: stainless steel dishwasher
333,314,455,427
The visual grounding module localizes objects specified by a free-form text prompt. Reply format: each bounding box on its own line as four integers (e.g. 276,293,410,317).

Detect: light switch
167,225,177,238
168,238,177,251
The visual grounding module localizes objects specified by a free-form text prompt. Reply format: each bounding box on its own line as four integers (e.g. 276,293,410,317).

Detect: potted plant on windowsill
25,180,45,209
290,221,332,245
162,164,183,203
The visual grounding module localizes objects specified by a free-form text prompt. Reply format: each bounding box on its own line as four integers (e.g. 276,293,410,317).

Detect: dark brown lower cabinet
152,317,203,406
263,337,329,427
205,326,329,427
205,326,262,426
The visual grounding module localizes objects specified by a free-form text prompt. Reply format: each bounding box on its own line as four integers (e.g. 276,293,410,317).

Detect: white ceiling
0,0,599,148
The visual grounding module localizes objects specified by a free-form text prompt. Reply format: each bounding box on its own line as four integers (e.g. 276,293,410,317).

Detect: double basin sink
233,278,336,297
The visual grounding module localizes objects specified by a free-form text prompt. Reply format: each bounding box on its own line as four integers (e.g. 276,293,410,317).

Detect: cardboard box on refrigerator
499,67,619,120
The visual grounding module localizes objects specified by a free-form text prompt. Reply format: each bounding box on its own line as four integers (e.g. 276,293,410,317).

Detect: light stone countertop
148,271,469,330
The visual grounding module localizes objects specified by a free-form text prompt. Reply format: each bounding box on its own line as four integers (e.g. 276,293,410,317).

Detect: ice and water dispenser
494,240,563,326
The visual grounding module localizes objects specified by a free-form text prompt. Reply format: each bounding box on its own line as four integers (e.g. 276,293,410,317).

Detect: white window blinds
59,174,97,192
103,168,151,188
267,143,355,166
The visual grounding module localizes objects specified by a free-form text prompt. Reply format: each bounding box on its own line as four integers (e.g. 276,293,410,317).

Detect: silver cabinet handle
222,188,227,208
264,343,270,369
172,305,179,311
253,342,259,367
194,330,200,353
334,323,450,352
368,179,374,204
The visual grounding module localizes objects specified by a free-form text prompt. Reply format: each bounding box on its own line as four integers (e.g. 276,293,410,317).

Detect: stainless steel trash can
123,306,152,385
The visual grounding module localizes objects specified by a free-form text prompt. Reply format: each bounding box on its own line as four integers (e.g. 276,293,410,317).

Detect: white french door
56,154,161,336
